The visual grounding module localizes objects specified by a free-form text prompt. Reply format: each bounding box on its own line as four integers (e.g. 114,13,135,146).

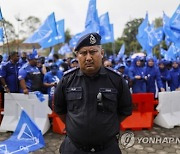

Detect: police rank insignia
89,34,96,44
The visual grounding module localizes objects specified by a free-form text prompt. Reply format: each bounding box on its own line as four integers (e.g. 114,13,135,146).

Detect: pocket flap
66,87,82,100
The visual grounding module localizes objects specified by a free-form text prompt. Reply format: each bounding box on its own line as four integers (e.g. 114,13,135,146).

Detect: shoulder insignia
63,67,79,76
105,67,122,76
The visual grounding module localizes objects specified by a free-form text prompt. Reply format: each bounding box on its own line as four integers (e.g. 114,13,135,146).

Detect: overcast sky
0,0,179,38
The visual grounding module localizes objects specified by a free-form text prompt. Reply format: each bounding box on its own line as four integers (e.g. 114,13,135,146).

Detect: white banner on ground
154,91,180,128
0,93,52,134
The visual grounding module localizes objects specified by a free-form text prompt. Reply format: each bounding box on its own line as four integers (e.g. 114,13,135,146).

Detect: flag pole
1,19,10,55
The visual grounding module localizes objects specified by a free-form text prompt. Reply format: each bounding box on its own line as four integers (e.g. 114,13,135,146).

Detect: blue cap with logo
74,33,101,52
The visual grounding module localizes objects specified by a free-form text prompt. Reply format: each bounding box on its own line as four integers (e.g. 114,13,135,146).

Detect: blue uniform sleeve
0,64,7,78
155,68,163,89
18,67,27,80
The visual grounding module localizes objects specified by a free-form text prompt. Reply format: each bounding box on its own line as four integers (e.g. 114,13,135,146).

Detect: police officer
18,50,43,94
0,51,21,93
54,33,132,154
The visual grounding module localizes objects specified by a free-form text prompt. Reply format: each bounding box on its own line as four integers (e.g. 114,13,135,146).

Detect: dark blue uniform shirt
54,67,132,146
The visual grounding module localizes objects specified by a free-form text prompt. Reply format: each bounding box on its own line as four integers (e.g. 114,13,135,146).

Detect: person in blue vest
43,63,63,108
169,60,180,91
129,56,146,93
0,51,21,93
158,60,171,91
18,50,43,94
144,56,165,95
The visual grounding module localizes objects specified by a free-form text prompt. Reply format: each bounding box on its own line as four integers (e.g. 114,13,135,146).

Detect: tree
20,16,41,39
153,17,163,28
0,19,16,42
121,18,143,54
65,28,71,43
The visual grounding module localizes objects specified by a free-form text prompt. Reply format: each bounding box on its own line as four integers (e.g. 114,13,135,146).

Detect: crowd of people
0,48,179,109
0,50,78,108
103,55,180,97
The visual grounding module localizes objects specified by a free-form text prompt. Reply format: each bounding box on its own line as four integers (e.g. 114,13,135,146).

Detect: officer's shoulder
105,67,122,76
63,67,79,77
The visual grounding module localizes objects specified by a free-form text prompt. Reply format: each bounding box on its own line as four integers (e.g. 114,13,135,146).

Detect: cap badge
89,34,96,44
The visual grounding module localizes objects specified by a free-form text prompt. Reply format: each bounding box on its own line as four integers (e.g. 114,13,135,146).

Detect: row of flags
69,0,114,48
136,4,180,61
0,2,180,60
24,13,65,49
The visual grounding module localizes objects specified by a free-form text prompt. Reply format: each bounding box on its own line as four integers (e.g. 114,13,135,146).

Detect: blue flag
169,5,180,32
39,19,65,49
0,8,3,20
160,48,167,57
166,43,178,61
163,12,180,48
24,12,58,45
99,12,114,44
85,0,100,33
136,13,152,55
0,110,45,153
48,47,54,60
58,43,71,55
85,0,97,27
0,27,3,42
117,44,125,59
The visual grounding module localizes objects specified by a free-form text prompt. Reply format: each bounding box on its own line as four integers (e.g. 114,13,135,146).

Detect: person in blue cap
0,51,21,93
70,58,79,68
158,60,171,91
169,60,180,91
54,32,132,154
144,56,165,96
43,63,63,108
18,50,43,94
129,56,146,93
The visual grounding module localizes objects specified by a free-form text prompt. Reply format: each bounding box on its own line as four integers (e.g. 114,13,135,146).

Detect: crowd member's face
76,45,104,76
172,62,178,68
136,60,141,66
148,59,154,67
103,60,112,67
159,63,165,69
12,53,20,63
29,59,38,66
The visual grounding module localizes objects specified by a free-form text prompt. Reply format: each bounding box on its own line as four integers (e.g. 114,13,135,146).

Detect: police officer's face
77,45,104,76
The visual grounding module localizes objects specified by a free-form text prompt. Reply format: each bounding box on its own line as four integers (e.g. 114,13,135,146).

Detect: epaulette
105,67,122,76
63,67,79,76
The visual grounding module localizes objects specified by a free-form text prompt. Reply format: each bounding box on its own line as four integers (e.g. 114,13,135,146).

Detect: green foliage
121,18,143,55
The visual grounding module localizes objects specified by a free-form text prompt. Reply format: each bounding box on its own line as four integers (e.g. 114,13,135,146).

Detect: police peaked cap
74,33,101,52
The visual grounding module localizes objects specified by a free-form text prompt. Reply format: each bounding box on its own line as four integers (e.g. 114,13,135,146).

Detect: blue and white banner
0,110,45,154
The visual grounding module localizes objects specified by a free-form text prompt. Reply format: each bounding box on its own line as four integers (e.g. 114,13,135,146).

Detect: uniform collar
77,66,107,77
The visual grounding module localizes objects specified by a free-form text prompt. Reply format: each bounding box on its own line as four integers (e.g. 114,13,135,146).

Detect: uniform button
91,148,95,152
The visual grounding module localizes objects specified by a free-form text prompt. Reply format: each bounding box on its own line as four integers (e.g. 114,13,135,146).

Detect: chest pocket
66,87,83,113
99,88,117,113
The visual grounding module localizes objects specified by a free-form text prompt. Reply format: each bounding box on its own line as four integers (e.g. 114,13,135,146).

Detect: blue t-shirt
0,61,21,92
43,70,63,100
18,63,42,92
